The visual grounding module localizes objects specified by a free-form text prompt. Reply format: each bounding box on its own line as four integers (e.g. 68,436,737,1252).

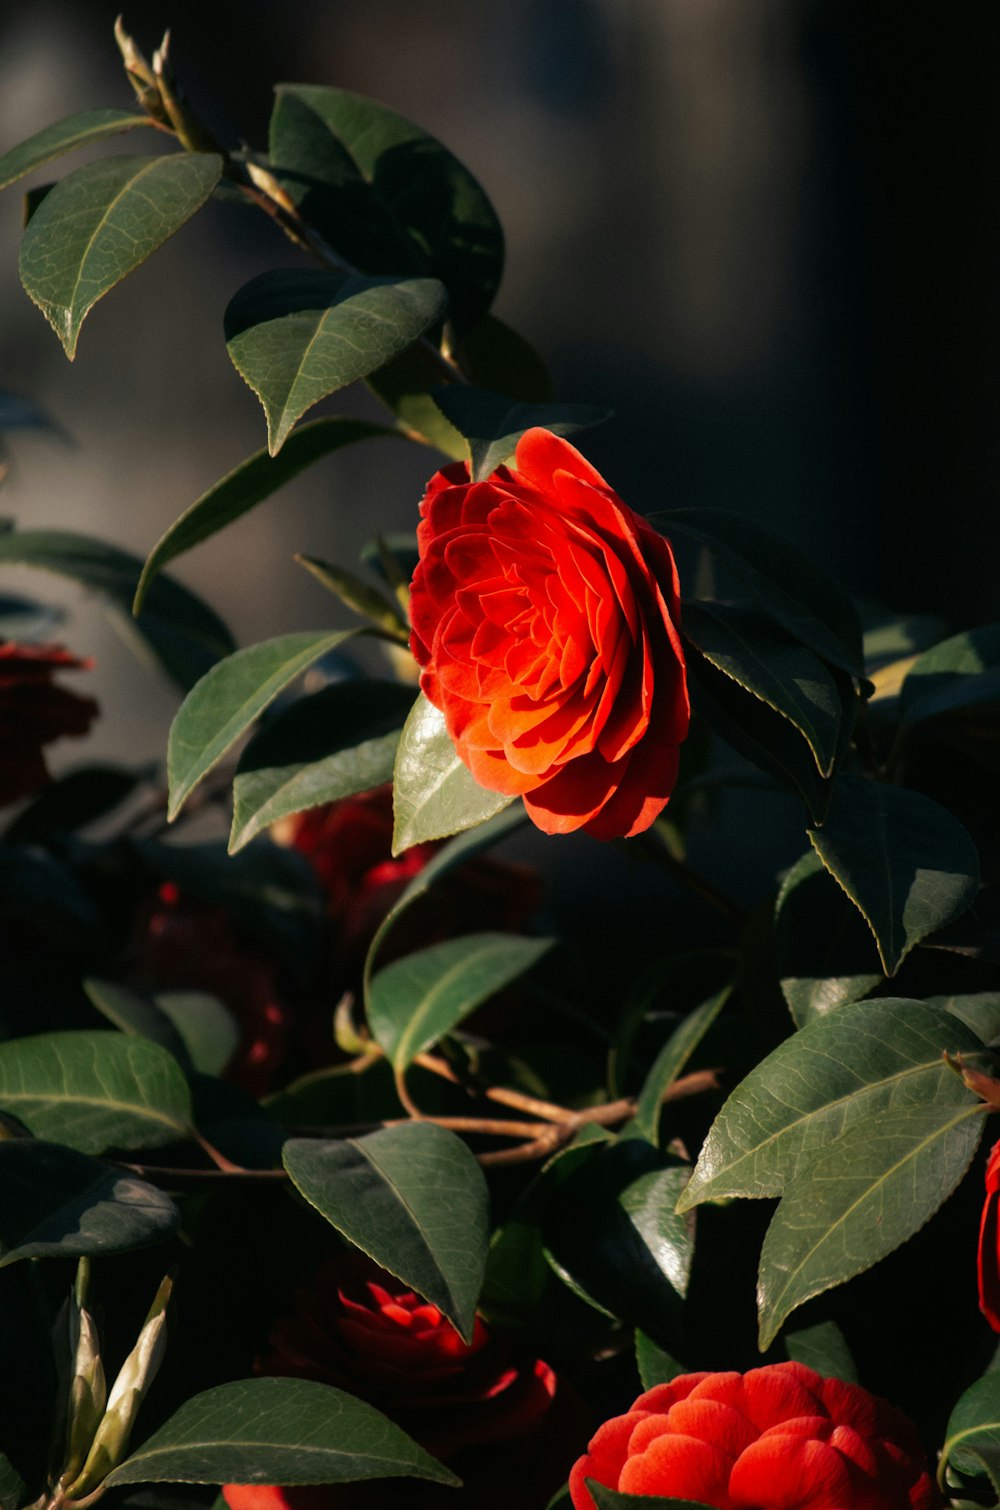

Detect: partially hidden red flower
409,428,689,840
222,1259,584,1510
0,642,98,807
569,1362,940,1510
978,1139,1000,1330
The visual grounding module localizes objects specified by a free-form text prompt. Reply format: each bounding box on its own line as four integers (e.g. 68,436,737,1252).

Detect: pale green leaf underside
392,691,513,853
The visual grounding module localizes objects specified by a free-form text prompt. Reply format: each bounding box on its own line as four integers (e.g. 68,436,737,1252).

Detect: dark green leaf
0,108,152,191
225,270,447,454
167,629,359,819
928,993,1000,1045
660,509,864,676
808,773,980,975
0,390,63,435
0,1139,178,1268
686,647,832,821
3,762,150,843
368,932,553,1070
283,1122,489,1342
0,589,63,641
20,153,221,357
363,803,527,1003
268,84,503,330
942,1371,1000,1493
783,1317,857,1382
134,419,397,611
392,691,513,852
677,998,985,1209
230,681,415,853
365,349,467,457
626,987,730,1144
0,528,234,692
635,1329,687,1389
757,1102,986,1347
0,1452,25,1510
461,313,553,401
294,555,409,638
156,994,239,1078
589,1483,715,1509
0,845,98,929
900,625,1000,724
774,851,884,1027
431,387,612,481
0,1031,193,1155
683,602,848,776
103,1376,456,1488
83,979,194,1073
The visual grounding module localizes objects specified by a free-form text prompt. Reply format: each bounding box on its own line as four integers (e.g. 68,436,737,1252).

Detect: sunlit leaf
0,108,152,191
392,691,512,852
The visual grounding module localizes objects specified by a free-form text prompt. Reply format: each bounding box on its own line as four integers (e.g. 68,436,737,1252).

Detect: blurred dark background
0,0,996,764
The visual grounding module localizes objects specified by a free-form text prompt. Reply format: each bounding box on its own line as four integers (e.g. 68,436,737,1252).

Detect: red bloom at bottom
978,1140,1000,1330
569,1362,940,1510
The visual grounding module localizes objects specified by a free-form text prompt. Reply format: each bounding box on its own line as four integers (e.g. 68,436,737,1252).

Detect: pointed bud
113,17,167,121
944,1051,1000,1108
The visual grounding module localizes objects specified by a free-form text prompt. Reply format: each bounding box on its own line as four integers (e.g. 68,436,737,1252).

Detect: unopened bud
944,1051,1000,1108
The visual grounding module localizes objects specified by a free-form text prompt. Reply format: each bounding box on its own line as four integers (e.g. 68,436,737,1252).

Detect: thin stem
192,1129,248,1175
412,1051,576,1123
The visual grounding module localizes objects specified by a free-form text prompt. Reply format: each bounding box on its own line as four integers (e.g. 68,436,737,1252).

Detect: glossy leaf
627,986,730,1144
167,630,359,819
103,1376,456,1488
0,1031,193,1155
283,1122,489,1342
225,270,447,454
392,691,513,852
230,681,415,852
808,774,980,975
0,108,151,191
431,387,611,481
365,348,467,458
134,419,397,611
682,602,846,776
363,803,527,1002
368,931,553,1070
928,992,1000,1045
757,1102,986,1347
83,979,194,1073
20,153,221,357
942,1370,1000,1493
900,624,1000,724
294,555,409,638
783,1317,857,1382
635,1330,686,1390
774,852,883,1027
269,84,503,330
677,998,985,1210
0,1140,178,1268
659,509,864,676
0,528,234,692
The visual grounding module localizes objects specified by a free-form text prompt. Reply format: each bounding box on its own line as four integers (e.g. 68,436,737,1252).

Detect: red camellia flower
569,1362,940,1510
222,1259,581,1510
978,1139,1000,1330
409,428,689,840
0,641,98,807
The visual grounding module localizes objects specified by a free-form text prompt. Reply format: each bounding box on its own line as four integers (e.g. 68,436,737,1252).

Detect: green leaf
368,931,553,1070
103,1376,456,1488
0,1140,178,1268
283,1122,488,1342
928,992,1000,1045
0,1453,25,1510
757,1102,986,1348
294,555,409,638
774,851,884,1027
783,1317,857,1382
431,387,612,481
659,509,865,676
626,987,730,1144
589,1484,715,1509
134,419,397,611
635,1329,686,1390
19,153,222,357
0,528,235,692
942,1370,1000,1493
677,998,986,1210
808,773,981,975
268,84,503,330
365,349,467,457
229,681,415,853
4,762,150,844
83,978,194,1073
155,993,240,1078
392,691,513,852
167,629,359,819
900,624,1000,724
225,270,448,454
682,602,848,776
0,845,98,930
461,313,554,401
0,1031,193,1155
363,803,527,1003
0,108,152,191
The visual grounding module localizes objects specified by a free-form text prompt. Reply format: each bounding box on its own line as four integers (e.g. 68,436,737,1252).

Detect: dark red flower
569,1362,940,1510
978,1139,1000,1330
409,428,689,840
0,642,98,807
